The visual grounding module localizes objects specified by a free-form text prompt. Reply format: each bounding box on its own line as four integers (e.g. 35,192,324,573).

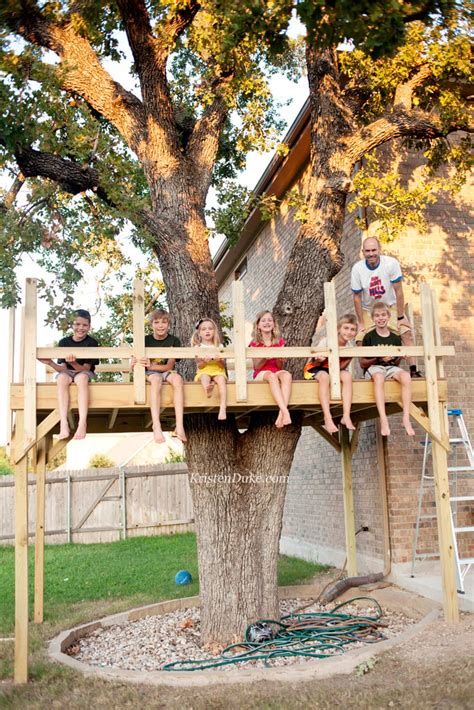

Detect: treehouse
8,278,458,683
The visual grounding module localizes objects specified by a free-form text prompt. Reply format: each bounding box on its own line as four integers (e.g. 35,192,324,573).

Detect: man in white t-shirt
351,237,421,377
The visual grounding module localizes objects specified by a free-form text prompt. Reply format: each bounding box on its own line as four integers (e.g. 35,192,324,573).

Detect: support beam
14,412,29,683
34,436,49,624
324,281,341,401
232,280,248,402
306,415,341,451
6,307,15,456
23,279,37,454
350,422,362,456
46,436,70,465
13,409,60,465
340,426,357,577
132,279,146,404
421,284,458,623
397,401,449,451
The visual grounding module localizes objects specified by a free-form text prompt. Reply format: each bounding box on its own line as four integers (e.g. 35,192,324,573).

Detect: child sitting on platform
249,310,292,428
304,313,358,434
192,318,227,421
360,301,415,437
130,309,186,443
38,309,99,440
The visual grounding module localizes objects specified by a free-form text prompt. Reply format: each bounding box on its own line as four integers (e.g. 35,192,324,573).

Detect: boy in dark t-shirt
38,309,99,440
361,301,415,438
130,309,186,443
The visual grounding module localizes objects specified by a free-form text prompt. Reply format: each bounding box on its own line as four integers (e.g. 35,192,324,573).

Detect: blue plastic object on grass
175,570,193,585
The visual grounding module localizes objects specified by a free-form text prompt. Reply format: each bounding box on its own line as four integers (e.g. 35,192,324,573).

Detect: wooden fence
0,463,193,544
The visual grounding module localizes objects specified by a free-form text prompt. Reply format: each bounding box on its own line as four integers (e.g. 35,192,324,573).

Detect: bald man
351,237,421,377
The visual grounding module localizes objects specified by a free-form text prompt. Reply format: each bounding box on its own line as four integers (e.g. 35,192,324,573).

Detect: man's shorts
145,369,175,380
365,365,402,380
253,369,287,382
56,370,96,382
356,305,411,343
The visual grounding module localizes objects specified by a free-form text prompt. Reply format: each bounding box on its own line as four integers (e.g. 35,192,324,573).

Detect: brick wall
218,143,474,570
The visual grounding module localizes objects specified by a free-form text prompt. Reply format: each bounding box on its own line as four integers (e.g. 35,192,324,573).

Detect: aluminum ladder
411,408,474,593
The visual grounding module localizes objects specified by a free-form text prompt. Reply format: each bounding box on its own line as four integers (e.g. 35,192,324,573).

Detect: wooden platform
10,379,446,434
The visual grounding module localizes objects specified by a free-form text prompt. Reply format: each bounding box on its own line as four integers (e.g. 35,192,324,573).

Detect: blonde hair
370,301,391,317
191,318,221,347
149,309,170,325
338,313,357,328
251,310,281,345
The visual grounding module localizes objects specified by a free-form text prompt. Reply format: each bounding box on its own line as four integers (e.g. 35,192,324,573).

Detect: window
234,258,248,280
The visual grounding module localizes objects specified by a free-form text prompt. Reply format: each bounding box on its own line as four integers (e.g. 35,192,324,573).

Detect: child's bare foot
380,418,391,436
275,411,284,428
74,423,87,440
153,427,166,444
218,408,227,421
341,416,356,431
403,417,415,436
174,426,187,443
324,417,338,434
58,424,70,440
282,410,292,426
205,382,214,397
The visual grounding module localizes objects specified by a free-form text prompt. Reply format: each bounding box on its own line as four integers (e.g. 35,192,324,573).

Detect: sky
0,25,309,446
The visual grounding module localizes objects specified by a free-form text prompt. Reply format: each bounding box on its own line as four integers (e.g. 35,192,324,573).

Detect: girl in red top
249,310,292,428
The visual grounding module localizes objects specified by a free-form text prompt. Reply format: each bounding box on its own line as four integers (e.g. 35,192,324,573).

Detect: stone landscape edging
48,585,441,687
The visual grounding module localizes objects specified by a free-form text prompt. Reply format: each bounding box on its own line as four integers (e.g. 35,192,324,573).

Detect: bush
0,447,13,476
163,449,186,464
88,453,116,468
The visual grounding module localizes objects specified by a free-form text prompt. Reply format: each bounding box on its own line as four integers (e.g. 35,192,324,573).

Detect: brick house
214,99,473,603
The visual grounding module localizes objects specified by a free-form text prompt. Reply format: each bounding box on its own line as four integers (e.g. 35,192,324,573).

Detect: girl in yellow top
192,318,227,420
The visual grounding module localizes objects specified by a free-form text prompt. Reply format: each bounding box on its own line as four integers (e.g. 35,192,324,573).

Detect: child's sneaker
410,370,423,378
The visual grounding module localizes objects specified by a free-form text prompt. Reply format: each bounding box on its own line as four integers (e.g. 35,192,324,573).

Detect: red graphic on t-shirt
369,276,386,299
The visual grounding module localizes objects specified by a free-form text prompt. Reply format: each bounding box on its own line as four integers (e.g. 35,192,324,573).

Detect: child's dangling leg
315,371,338,434
340,370,355,430
56,372,72,439
199,373,214,398
74,372,90,440
372,372,391,436
215,375,227,420
149,374,165,443
393,370,415,436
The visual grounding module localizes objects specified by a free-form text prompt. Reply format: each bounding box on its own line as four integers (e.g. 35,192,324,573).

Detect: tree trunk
185,413,302,645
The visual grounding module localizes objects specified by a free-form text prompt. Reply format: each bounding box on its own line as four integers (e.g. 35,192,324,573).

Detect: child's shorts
304,366,329,379
253,369,287,382
146,370,175,380
56,370,96,382
365,365,402,380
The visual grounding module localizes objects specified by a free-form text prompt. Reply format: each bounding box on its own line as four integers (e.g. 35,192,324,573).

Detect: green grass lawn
0,533,325,634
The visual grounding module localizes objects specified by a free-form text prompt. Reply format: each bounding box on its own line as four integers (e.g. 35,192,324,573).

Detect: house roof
214,98,311,286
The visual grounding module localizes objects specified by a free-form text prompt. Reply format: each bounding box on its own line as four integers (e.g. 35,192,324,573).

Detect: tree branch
4,0,146,152
347,109,472,164
12,145,114,206
347,66,472,161
187,88,230,199
393,65,433,109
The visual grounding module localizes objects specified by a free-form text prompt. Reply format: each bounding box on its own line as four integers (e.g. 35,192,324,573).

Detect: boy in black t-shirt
38,309,99,440
361,301,415,438
130,309,186,443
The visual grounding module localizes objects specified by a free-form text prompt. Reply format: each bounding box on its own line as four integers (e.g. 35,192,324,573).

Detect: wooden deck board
10,380,446,434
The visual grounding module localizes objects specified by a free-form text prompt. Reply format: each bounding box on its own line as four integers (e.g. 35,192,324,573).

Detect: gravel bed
74,599,416,672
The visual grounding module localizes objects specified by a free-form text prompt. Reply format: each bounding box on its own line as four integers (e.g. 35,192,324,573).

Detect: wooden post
420,284,459,623
23,279,37,453
340,426,357,577
14,411,29,683
132,280,146,404
323,281,341,401
6,307,15,456
232,280,248,402
34,435,49,624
